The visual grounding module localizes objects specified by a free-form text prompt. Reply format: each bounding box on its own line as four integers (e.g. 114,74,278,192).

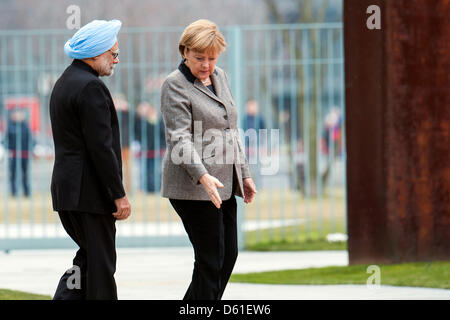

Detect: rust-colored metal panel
345,0,450,264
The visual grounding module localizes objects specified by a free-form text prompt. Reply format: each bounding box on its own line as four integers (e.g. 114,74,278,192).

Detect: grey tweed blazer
160,62,251,201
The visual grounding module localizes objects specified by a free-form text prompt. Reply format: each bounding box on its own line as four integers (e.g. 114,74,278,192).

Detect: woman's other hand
243,178,257,204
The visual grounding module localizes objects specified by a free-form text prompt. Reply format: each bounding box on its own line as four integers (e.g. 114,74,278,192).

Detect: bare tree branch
318,0,330,22
264,0,284,24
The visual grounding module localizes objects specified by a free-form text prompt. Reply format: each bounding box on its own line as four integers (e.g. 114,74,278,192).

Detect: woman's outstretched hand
199,173,224,208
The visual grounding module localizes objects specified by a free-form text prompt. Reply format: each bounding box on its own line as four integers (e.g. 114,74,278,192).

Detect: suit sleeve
160,79,208,185
78,81,126,200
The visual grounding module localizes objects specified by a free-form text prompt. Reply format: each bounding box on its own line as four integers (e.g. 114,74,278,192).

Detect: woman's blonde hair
178,19,226,58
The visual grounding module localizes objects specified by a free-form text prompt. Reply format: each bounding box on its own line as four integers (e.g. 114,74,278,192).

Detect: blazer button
223,114,228,120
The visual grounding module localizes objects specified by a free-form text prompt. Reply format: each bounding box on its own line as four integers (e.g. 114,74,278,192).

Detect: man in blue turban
49,19,131,300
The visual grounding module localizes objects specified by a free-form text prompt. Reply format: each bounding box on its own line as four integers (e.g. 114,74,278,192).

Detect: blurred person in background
134,101,166,193
321,107,343,187
243,99,266,136
160,19,257,300
113,93,132,193
243,98,266,188
6,108,33,197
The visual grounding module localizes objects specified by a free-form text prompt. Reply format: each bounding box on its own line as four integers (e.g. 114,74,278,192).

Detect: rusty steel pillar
344,0,450,264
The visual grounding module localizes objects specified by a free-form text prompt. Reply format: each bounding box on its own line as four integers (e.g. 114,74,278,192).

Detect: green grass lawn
244,217,348,251
0,289,51,300
245,238,346,251
230,261,450,289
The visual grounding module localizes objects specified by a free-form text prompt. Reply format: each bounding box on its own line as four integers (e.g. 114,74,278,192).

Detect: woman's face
184,49,219,82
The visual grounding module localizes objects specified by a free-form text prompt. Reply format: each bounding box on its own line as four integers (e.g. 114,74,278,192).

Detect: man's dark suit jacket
49,59,125,214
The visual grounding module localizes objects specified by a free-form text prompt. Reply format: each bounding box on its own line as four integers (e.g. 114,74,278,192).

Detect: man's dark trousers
53,211,117,300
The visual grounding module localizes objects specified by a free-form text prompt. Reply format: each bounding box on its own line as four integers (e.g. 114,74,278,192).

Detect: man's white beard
99,58,114,77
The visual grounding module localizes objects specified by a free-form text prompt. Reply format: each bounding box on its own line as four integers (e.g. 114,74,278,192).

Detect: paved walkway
0,248,449,300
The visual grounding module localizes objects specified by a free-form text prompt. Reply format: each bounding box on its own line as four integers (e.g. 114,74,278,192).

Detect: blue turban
64,19,122,59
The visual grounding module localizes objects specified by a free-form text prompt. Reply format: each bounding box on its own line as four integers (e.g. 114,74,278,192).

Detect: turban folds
64,19,122,59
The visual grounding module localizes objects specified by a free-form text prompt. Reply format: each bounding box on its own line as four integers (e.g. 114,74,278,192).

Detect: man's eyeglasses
110,50,119,59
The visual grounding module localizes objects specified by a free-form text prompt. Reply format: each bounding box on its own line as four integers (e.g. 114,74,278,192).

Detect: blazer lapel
210,70,233,118
210,71,227,103
193,78,225,106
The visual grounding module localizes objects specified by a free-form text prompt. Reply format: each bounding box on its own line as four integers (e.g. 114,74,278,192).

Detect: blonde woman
160,19,257,300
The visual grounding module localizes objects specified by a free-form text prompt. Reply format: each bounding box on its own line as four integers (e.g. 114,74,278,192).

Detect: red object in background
345,0,450,264
4,96,40,133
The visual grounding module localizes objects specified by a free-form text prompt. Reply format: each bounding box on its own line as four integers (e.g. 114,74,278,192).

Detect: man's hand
199,173,224,209
243,178,257,204
113,196,131,220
